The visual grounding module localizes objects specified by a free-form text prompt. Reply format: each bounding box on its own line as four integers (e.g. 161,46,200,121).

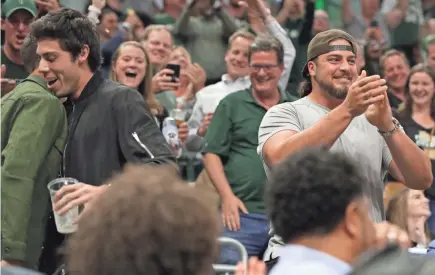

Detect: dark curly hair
67,165,220,275
30,8,102,72
265,147,365,243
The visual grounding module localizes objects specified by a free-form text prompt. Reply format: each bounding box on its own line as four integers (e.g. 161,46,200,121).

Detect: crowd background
2,0,435,274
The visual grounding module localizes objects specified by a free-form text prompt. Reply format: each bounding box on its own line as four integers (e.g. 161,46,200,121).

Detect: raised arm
172,1,197,38
341,0,354,26
259,102,353,166
215,6,239,38
247,0,296,92
381,0,409,30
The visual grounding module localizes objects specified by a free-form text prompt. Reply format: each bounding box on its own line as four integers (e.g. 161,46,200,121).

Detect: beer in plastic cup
47,177,79,234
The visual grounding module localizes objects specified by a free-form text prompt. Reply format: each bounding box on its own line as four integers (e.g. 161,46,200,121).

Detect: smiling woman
394,64,435,239
110,41,163,118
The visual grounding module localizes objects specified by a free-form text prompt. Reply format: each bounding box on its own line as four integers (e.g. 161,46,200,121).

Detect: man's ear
308,60,316,77
78,45,90,64
343,200,362,239
1,18,5,31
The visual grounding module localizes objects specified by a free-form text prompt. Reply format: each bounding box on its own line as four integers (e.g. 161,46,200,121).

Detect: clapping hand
372,221,410,249
184,63,206,92
343,70,387,118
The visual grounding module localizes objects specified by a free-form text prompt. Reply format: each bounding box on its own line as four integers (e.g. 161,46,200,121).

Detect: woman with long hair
155,46,206,114
109,41,167,128
386,188,432,247
395,64,435,239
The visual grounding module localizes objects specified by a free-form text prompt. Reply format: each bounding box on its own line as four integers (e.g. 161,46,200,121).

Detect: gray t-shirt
257,97,393,259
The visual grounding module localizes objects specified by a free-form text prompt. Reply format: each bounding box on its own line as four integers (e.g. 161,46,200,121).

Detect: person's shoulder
222,88,264,103
5,81,59,104
267,98,305,115
271,260,341,275
196,81,224,96
99,80,142,100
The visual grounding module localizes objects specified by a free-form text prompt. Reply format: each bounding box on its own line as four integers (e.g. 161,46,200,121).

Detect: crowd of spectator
2,0,435,274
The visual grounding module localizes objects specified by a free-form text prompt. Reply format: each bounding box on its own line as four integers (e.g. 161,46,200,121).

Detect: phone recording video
165,63,180,83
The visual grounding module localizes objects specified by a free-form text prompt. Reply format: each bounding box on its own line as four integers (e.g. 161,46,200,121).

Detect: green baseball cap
2,0,38,18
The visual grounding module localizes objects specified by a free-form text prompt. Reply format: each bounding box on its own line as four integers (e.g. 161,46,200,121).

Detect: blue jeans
219,212,270,265
428,198,435,238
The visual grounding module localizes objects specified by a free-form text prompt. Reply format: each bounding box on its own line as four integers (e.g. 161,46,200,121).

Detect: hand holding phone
165,63,181,83
151,65,181,93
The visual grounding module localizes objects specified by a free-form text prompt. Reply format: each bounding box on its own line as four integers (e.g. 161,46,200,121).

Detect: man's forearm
266,15,295,92
341,0,353,25
172,8,193,36
203,153,233,198
386,131,432,189
216,8,239,37
267,104,353,165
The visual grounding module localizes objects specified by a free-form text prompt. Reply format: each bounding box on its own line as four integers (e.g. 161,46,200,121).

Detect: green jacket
1,75,67,269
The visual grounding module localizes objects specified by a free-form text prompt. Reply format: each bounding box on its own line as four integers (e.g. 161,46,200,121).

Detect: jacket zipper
132,132,155,159
63,104,75,176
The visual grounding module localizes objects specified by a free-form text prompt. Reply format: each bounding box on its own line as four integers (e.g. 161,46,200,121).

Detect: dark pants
219,212,270,265
38,214,66,275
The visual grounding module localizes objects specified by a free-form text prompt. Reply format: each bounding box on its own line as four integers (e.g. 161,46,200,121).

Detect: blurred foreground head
67,165,220,275
349,244,435,275
266,147,376,263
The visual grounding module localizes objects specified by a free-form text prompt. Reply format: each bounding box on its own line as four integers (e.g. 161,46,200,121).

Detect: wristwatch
378,117,403,138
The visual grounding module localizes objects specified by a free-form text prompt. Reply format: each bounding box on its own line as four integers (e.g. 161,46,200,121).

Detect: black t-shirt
387,91,403,113
395,115,435,198
1,47,28,80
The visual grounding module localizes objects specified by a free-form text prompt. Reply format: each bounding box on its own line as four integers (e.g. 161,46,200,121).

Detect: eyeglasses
250,64,279,72
6,18,33,28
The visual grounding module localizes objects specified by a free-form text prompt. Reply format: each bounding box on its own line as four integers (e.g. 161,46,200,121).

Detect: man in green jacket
1,35,67,269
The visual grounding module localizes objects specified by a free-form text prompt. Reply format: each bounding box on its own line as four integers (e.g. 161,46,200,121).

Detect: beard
315,74,349,100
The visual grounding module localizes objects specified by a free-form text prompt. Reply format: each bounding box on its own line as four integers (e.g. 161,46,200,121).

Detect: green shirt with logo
203,88,288,214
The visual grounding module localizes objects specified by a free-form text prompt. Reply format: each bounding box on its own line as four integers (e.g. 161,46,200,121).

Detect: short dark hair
67,165,220,275
20,35,39,73
30,8,102,72
266,147,365,243
248,34,284,64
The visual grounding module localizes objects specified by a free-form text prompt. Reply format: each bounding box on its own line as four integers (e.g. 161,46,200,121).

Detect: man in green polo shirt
202,35,289,264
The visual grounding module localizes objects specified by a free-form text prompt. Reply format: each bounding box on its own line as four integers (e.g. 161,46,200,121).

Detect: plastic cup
47,177,79,234
170,108,187,126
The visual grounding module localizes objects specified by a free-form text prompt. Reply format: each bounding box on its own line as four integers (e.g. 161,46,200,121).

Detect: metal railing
212,237,248,275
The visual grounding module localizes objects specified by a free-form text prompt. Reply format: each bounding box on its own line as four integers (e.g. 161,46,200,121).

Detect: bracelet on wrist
378,118,403,138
